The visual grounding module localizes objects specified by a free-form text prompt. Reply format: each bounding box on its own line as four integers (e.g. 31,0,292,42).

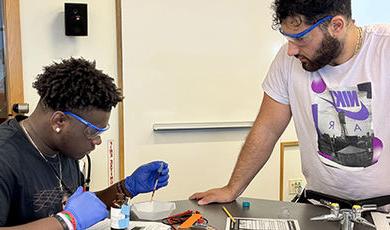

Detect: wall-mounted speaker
64,3,88,36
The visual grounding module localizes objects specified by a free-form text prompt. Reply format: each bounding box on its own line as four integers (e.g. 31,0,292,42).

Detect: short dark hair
33,57,123,112
271,0,352,29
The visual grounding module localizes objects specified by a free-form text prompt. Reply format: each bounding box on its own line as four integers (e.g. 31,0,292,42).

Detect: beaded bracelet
61,210,77,230
55,213,73,230
54,214,70,230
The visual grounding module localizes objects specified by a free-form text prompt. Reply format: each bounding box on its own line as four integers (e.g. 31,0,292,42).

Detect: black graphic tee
0,117,83,226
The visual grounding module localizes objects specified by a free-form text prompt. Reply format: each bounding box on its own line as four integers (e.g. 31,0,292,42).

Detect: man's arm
95,180,130,207
0,187,108,229
190,93,292,205
0,217,63,230
95,161,169,207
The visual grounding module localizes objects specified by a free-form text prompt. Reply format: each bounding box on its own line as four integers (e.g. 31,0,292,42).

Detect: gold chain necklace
20,120,63,191
354,26,363,56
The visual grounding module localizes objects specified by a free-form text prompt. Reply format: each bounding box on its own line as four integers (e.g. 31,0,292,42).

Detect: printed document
225,217,300,230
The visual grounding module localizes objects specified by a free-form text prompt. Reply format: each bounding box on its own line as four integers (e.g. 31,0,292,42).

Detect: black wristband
54,214,70,230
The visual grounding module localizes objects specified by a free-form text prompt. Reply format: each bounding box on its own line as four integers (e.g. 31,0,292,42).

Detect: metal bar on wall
153,121,253,131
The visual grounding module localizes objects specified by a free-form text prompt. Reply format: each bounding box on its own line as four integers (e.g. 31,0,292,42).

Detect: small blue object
242,201,250,208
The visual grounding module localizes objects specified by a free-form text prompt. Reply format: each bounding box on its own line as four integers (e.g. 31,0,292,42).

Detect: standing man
0,57,169,229
191,0,390,209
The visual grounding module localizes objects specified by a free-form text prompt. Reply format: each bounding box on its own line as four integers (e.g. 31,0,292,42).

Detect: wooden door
0,0,24,123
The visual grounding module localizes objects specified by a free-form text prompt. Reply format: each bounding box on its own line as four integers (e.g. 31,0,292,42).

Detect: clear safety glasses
279,15,333,44
64,111,109,139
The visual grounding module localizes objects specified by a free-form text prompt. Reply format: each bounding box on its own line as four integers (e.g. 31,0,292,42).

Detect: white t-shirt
262,24,390,200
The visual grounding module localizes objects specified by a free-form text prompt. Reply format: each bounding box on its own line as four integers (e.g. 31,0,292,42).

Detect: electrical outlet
288,179,303,195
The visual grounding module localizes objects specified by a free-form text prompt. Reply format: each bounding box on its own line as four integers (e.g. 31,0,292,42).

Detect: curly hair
33,57,123,112
271,0,352,29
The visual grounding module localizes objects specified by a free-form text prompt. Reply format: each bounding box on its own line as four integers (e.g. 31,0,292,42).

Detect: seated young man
0,57,169,229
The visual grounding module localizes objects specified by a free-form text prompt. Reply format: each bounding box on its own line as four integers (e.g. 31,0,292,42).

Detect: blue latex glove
64,186,109,230
125,161,169,197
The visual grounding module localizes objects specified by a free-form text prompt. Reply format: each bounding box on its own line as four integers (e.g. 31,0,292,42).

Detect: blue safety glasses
64,111,109,139
280,15,333,41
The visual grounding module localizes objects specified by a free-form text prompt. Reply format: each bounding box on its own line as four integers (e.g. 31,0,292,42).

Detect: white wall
121,0,298,203
120,0,390,203
282,145,305,201
20,0,119,191
352,0,390,25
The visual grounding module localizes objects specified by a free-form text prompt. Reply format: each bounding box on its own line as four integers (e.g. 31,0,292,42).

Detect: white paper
128,221,171,230
371,212,390,230
87,219,170,230
225,217,300,230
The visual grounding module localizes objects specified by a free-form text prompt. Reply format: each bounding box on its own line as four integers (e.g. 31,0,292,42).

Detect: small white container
132,201,176,221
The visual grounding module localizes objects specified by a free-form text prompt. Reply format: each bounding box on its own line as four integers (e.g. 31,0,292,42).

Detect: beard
297,32,343,72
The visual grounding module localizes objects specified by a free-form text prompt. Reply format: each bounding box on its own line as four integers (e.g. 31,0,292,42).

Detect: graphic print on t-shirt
33,187,68,217
311,77,383,170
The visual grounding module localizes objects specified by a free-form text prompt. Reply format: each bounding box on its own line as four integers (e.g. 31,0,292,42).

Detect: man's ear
328,15,347,37
50,111,66,133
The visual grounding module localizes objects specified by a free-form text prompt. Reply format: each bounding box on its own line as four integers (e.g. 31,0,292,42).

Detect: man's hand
63,186,109,229
124,161,169,197
189,186,236,205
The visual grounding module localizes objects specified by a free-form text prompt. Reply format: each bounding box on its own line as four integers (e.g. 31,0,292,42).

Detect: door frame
115,0,125,179
3,0,24,119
